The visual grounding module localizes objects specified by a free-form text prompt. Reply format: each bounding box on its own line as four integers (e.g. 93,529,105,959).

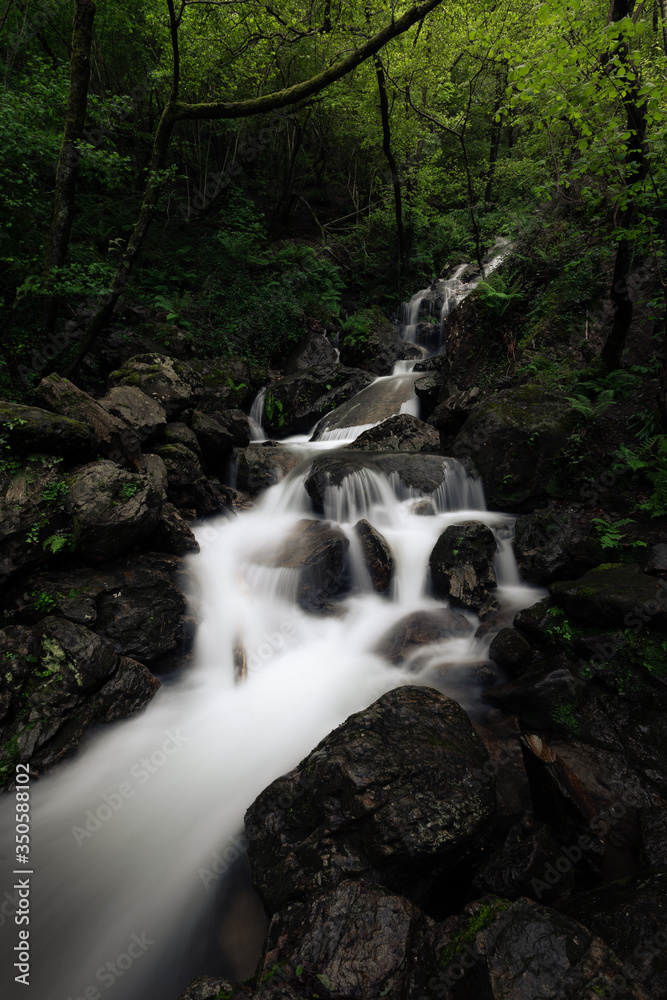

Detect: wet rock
452,383,576,509
561,870,667,999
311,372,414,439
66,460,163,561
638,805,667,866
151,502,200,556
487,661,585,732
110,353,203,413
0,401,95,461
345,413,441,453
0,618,161,785
338,312,407,375
245,686,496,912
374,453,471,498
97,385,167,441
265,519,350,612
19,553,193,667
413,372,448,417
176,977,237,1000
36,374,140,463
489,627,532,674
258,880,436,1000
428,385,481,436
284,332,338,374
429,522,497,616
218,485,254,514
514,507,602,584
429,895,650,1000
354,519,394,594
513,598,556,643
263,364,374,437
191,410,235,472
375,609,473,665
472,820,570,902
139,452,168,500
234,443,302,496
151,442,210,512
549,563,667,632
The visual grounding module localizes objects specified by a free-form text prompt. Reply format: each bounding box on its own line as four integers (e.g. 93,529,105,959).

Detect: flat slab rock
244,686,496,913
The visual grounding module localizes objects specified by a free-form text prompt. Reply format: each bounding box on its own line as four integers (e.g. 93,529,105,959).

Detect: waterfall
249,387,268,441
0,319,539,1000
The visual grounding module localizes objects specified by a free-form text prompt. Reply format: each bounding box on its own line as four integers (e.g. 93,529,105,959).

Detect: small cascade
249,387,268,441
315,422,377,443
321,467,398,523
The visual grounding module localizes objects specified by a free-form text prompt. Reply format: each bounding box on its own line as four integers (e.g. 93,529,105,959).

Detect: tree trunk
599,0,648,370
484,73,505,204
660,0,667,55
42,0,96,336
374,54,404,259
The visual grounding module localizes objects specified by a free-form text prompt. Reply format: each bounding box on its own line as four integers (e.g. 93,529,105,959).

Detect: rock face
354,519,394,594
110,353,203,413
190,356,266,412
66,460,163,560
375,609,472,665
244,686,496,913
234,443,303,496
0,401,95,459
311,373,416,439
151,503,200,556
345,413,441,453
428,385,481,435
36,373,140,462
514,507,601,584
452,383,576,509
549,563,667,631
488,627,532,674
338,313,408,376
284,332,338,374
258,881,436,1000
190,410,235,473
428,895,651,1000
0,618,160,782
430,522,498,616
263,364,374,437
97,385,167,440
264,519,350,611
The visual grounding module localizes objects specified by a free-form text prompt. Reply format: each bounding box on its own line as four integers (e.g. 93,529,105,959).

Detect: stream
0,253,539,1000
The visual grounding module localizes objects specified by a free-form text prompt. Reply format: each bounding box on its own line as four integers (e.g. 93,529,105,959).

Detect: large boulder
284,332,338,374
304,453,377,516
426,895,650,1000
514,507,602,584
234,443,303,496
549,563,667,632
311,373,416,440
66,460,163,560
245,686,496,912
338,310,408,376
263,364,374,437
258,881,437,1000
259,519,350,612
151,502,200,556
35,374,140,463
0,456,73,582
189,356,267,412
0,401,95,460
109,353,203,414
204,408,250,448
428,385,481,435
429,522,498,617
452,383,577,509
374,609,473,665
0,619,160,787
97,385,167,441
190,410,235,473
354,519,394,594
345,413,441,453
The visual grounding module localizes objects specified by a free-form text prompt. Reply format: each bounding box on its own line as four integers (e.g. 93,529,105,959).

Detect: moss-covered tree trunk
43,0,96,336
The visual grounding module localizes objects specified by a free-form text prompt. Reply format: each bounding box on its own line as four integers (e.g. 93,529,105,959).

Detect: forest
2,2,667,1000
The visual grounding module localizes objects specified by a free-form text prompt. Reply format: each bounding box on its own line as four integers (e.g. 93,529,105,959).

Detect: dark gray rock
472,820,569,903
489,627,532,674
263,364,374,437
109,353,204,414
311,373,415,439
97,385,167,441
284,332,338,374
245,687,496,912
66,460,163,561
190,410,235,471
209,408,251,448
234,443,302,496
375,609,473,665
429,522,498,616
428,386,481,436
514,507,602,584
263,519,350,612
0,401,95,460
345,413,440,453
338,312,407,375
549,563,667,632
354,519,394,594
645,542,667,575
151,502,200,556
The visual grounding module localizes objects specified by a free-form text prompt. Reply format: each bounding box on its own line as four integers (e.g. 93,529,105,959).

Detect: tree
65,0,446,371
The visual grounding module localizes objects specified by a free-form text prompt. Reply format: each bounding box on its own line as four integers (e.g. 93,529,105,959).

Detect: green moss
438,897,511,968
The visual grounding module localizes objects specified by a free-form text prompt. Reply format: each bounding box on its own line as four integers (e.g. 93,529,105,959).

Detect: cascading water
399,237,512,354
0,322,540,1000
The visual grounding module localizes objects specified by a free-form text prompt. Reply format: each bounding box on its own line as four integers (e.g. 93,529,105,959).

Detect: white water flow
400,239,512,354
248,387,268,441
0,367,539,1000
